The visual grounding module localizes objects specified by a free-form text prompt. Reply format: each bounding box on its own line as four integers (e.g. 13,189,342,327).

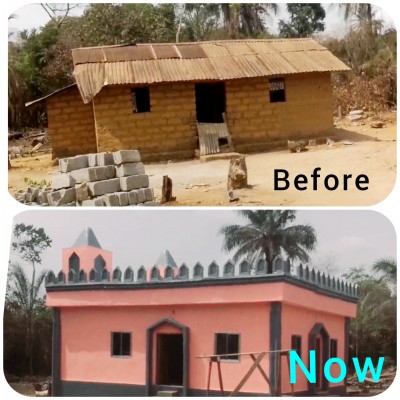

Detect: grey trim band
269,302,282,395
52,308,62,396
46,274,357,303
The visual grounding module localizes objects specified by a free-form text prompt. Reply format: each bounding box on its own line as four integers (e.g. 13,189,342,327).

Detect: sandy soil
8,117,396,207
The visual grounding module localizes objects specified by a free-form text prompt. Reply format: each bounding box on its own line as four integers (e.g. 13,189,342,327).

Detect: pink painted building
46,228,358,396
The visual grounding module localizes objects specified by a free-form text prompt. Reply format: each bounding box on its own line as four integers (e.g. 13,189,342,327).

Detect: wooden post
206,359,213,396
161,175,173,203
217,359,224,396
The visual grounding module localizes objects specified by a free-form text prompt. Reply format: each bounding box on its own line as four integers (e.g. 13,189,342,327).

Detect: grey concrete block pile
16,150,159,207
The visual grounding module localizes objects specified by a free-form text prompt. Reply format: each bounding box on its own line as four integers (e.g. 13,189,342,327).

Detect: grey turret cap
155,249,177,268
73,227,102,249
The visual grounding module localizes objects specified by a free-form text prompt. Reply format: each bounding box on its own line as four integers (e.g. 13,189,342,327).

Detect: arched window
69,253,80,275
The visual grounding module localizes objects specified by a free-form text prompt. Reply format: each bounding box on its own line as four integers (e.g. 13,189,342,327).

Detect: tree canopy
219,210,317,273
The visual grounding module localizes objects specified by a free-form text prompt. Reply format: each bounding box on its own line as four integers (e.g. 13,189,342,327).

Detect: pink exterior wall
280,304,347,394
49,281,356,394
62,246,113,275
60,303,270,393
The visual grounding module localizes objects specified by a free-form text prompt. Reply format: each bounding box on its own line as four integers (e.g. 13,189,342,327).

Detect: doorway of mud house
315,336,323,390
195,83,226,123
156,334,184,386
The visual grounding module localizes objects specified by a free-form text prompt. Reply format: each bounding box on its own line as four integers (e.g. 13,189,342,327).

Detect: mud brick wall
226,72,333,153
93,84,198,162
47,86,97,159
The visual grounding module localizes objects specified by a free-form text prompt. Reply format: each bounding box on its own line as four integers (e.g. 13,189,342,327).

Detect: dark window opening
156,334,183,386
112,332,131,357
195,83,226,123
215,333,240,361
132,87,151,113
269,79,286,103
68,253,80,275
330,339,338,358
291,335,302,356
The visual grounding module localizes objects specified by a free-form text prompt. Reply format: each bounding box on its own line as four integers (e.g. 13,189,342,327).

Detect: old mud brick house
27,39,350,161
45,228,357,396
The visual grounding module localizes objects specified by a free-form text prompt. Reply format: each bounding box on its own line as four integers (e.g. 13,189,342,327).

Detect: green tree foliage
343,262,397,365
10,224,52,376
219,210,317,273
279,3,325,38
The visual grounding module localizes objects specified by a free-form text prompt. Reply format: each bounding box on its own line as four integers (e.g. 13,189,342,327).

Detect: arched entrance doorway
308,323,330,394
146,318,189,396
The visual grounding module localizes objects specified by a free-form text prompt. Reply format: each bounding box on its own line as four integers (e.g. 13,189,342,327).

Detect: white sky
10,210,396,279
7,3,396,40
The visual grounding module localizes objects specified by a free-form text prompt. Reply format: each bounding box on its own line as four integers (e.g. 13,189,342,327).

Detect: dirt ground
8,115,396,206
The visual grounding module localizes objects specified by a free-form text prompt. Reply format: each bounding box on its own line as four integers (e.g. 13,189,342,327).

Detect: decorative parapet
45,257,358,299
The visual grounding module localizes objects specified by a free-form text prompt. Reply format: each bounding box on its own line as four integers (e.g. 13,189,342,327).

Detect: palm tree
219,210,317,274
8,264,48,375
221,3,278,38
372,257,396,287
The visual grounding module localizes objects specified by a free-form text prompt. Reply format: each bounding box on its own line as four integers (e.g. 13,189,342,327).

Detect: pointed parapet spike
316,271,321,285
89,268,96,282
223,260,235,277
322,273,326,286
327,275,331,289
79,270,87,283
46,271,56,285
340,280,345,292
150,266,160,281
178,263,189,280
208,261,219,278
273,258,284,273
124,267,134,282
297,264,304,279
193,262,204,279
137,266,146,282
355,284,359,297
112,267,122,282
256,259,267,275
57,271,65,284
68,269,77,284
101,268,109,282
239,260,250,276
304,265,310,281
310,269,316,283
283,259,291,275
345,282,349,294
164,265,174,280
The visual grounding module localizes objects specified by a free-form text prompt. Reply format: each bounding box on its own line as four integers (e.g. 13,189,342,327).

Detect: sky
7,3,396,40
9,210,396,280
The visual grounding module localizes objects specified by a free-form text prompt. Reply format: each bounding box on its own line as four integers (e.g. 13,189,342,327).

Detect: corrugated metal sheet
71,39,351,103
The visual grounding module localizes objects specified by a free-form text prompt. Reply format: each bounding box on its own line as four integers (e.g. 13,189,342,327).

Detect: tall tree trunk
28,262,36,376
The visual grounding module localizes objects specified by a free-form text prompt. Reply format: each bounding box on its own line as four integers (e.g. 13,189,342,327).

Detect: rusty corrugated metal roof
72,39,351,103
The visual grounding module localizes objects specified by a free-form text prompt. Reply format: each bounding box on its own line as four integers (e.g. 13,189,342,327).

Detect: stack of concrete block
15,150,158,207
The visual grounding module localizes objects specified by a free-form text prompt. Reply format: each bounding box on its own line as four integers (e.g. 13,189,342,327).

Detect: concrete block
70,166,109,183
87,178,121,197
81,197,105,207
59,155,89,172
128,190,138,205
103,193,120,207
119,174,149,191
116,192,129,206
88,153,98,167
136,188,146,204
105,165,116,179
115,162,145,177
97,152,115,166
48,187,76,206
144,187,154,201
52,173,76,189
26,187,40,202
75,182,90,202
113,150,141,165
